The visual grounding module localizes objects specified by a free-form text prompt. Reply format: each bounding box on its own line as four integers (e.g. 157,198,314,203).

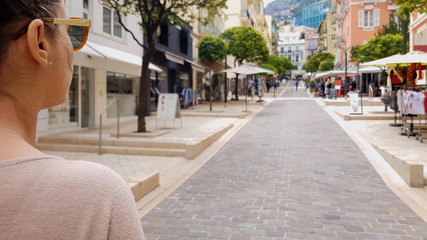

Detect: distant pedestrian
266,81,271,93
321,81,326,98
295,81,299,91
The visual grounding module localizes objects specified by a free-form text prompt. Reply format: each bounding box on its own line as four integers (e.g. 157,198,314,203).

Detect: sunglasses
11,17,91,51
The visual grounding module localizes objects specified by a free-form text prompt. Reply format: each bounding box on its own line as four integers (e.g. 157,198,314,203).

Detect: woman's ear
26,19,50,68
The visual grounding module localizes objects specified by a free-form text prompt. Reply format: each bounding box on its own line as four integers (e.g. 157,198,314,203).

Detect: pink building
410,12,427,52
334,0,397,68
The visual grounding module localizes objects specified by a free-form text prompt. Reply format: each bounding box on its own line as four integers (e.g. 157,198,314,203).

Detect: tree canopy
220,26,269,64
198,35,227,64
353,34,403,63
101,0,227,132
261,55,293,74
302,52,334,72
318,59,335,71
395,0,427,19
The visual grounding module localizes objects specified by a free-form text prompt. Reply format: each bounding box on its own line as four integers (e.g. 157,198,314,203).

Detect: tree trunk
234,74,239,100
402,18,409,54
137,37,156,132
233,59,242,101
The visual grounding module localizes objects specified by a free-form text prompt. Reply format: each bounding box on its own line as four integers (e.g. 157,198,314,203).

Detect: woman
0,1,145,239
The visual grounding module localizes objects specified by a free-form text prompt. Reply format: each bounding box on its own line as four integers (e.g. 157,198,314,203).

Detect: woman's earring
45,61,52,69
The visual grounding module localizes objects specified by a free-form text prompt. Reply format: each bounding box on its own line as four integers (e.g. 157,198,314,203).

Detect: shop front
44,65,95,130
37,41,162,132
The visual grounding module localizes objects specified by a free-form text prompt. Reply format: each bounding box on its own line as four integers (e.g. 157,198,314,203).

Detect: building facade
302,0,332,29
266,15,280,56
305,30,320,62
277,25,306,72
38,0,161,131
317,11,337,55
410,12,427,52
334,0,396,68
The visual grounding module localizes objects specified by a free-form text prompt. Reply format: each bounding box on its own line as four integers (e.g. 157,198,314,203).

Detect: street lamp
337,37,350,97
224,39,230,108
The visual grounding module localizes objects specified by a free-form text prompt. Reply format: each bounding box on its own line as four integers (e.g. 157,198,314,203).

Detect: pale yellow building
224,0,273,55
317,11,337,55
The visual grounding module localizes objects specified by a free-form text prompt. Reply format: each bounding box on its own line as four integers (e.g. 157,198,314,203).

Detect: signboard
156,93,181,121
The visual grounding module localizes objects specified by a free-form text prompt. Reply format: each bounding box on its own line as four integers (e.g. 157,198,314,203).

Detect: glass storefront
157,67,168,93
47,66,95,129
81,67,95,127
107,71,139,118
47,66,79,129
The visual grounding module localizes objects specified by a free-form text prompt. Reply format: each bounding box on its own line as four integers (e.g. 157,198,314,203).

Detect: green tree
356,34,403,63
318,59,334,71
198,35,227,63
375,13,401,37
220,26,269,100
394,0,426,54
302,52,334,72
102,0,227,132
197,35,227,109
280,57,293,72
395,0,427,19
350,45,360,62
261,55,293,75
260,64,276,71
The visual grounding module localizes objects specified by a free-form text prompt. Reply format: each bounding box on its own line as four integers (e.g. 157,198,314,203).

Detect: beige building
38,0,163,131
265,15,280,56
317,11,337,55
223,0,272,54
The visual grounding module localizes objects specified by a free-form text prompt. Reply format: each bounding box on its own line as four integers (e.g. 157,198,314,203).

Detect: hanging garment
403,91,426,115
389,91,397,111
397,89,404,114
424,92,427,114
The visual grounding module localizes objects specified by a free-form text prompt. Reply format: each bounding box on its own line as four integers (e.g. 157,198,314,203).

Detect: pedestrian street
141,88,427,239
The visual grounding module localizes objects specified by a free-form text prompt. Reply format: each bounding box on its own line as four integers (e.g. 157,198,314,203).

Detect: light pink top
0,155,145,240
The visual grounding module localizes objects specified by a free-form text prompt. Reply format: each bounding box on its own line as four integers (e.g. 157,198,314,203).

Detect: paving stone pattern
141,89,427,240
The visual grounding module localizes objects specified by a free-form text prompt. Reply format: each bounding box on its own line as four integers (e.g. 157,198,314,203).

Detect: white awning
165,52,184,65
84,41,162,72
185,60,205,73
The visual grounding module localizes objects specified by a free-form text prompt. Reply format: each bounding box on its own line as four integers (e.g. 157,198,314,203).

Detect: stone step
38,136,186,149
36,143,186,157
129,172,160,201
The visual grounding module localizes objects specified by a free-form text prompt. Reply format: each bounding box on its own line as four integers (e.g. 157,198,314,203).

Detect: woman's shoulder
49,156,129,196
7,155,131,200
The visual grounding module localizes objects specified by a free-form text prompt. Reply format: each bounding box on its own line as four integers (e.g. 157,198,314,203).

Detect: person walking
321,81,326,99
0,1,145,239
295,80,299,91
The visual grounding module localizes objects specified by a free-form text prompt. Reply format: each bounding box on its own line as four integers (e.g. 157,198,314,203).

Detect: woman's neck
0,96,38,146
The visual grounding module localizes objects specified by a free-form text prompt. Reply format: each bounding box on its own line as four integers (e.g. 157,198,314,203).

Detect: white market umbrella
222,64,271,111
360,54,403,66
222,64,273,75
360,52,427,67
314,70,357,79
384,51,427,66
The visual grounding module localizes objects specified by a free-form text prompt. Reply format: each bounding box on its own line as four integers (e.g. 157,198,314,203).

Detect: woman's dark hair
0,0,61,64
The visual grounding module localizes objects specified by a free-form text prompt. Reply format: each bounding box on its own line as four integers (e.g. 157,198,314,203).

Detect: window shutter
374,9,380,27
358,10,364,28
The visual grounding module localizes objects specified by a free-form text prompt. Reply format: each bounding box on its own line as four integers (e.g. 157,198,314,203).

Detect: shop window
48,66,79,129
107,72,139,118
107,72,134,94
103,7,122,38
180,30,188,55
157,25,169,46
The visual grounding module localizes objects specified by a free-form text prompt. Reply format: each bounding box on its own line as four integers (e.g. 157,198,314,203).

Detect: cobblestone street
141,88,427,240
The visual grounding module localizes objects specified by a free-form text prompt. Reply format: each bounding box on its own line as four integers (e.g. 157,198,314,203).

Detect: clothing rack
397,85,427,142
